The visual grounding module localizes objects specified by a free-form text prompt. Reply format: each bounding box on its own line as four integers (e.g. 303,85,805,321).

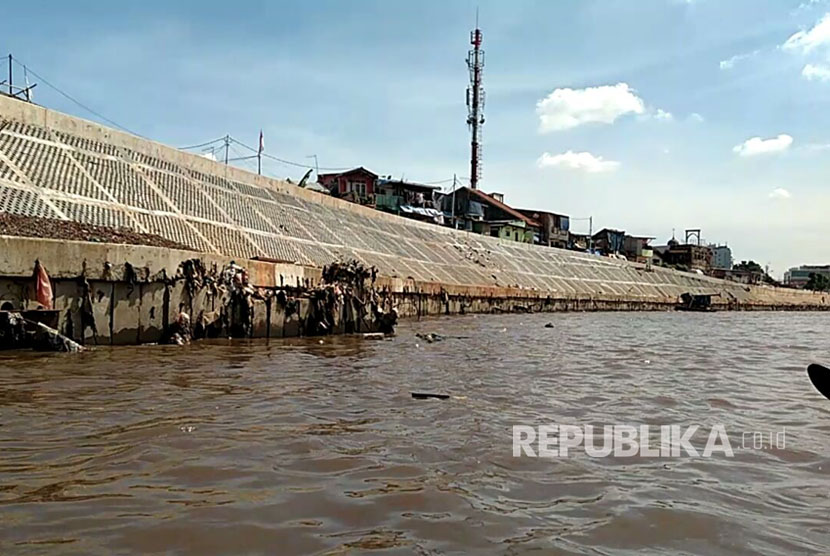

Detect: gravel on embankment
0,213,196,251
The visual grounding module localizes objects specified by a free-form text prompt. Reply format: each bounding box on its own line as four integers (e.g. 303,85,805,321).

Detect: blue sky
3,0,829,276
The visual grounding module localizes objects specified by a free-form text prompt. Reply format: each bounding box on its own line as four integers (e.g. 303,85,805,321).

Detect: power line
422,178,455,185
179,136,227,150
229,137,350,172
10,55,143,137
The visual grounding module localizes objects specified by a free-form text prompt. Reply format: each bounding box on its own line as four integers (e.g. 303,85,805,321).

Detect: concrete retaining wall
0,236,826,345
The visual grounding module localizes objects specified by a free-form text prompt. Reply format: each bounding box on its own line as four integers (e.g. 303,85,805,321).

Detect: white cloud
795,0,825,12
769,188,792,199
802,63,830,80
536,83,645,132
719,50,760,70
732,134,793,157
537,151,620,173
688,112,705,123
653,108,674,121
782,13,830,54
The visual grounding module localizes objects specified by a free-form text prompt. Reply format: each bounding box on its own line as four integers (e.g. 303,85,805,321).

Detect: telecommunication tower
466,18,485,189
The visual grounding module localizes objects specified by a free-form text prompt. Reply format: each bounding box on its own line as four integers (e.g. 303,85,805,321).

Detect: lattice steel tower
466,19,485,189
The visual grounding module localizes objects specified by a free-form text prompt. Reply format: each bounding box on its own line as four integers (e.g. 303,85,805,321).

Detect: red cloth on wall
34,260,52,310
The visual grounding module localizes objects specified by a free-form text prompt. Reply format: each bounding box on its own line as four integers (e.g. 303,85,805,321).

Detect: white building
709,244,732,270
784,265,830,288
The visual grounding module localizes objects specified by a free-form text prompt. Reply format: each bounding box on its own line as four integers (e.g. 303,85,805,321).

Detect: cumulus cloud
769,188,792,199
537,151,620,173
688,112,705,123
536,83,646,132
733,134,793,156
782,13,830,53
802,63,830,80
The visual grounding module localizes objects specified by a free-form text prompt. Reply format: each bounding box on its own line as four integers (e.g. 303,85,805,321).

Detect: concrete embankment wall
0,235,826,346
0,94,827,344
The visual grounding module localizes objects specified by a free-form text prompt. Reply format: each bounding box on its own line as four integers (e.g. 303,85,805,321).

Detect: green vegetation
733,260,778,285
805,272,830,292
733,260,764,273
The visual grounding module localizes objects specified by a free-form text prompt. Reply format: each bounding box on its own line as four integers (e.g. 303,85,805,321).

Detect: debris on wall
0,311,83,352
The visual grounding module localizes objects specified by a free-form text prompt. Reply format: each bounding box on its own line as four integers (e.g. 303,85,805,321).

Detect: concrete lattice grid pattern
0,94,822,307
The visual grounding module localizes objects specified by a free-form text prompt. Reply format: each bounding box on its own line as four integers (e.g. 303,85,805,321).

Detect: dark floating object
807,364,830,400
544,322,554,328
675,292,717,312
416,332,444,343
411,392,450,400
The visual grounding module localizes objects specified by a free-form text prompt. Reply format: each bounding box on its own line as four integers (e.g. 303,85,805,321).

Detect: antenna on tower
466,12,485,189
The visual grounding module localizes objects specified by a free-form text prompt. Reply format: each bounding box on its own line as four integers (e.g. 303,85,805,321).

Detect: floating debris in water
411,392,450,400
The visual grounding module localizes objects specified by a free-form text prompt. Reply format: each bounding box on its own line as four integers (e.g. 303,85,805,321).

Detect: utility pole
451,173,458,228
223,135,230,165
257,130,264,176
589,216,593,253
466,13,485,189
8,54,13,96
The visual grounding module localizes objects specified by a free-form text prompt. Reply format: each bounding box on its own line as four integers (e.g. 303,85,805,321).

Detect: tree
733,260,764,273
805,272,830,292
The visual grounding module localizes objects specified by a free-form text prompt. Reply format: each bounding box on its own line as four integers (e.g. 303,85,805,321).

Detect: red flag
258,130,264,154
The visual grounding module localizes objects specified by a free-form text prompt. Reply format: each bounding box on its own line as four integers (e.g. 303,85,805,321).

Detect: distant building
711,268,763,284
318,167,377,205
709,244,733,270
661,243,712,271
374,178,443,223
516,208,569,248
621,235,655,264
569,232,591,251
592,228,626,255
784,265,830,288
442,187,540,243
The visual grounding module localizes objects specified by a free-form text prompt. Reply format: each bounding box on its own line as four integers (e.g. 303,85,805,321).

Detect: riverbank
0,94,827,347
0,235,825,347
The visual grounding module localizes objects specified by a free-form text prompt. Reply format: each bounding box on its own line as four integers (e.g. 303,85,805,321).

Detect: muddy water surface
1,312,829,555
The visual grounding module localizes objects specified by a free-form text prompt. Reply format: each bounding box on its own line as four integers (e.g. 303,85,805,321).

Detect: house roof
462,187,540,228
592,228,625,238
516,208,569,220
376,178,442,192
303,182,330,194
317,166,378,180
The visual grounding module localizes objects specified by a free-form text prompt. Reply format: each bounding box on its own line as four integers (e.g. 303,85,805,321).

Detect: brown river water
1,311,829,555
